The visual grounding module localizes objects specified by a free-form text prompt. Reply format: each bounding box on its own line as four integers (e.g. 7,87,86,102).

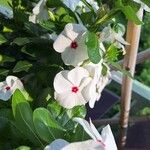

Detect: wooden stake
118,9,144,149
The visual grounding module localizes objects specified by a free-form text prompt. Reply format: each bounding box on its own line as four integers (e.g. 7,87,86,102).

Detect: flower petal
81,81,97,108
63,0,81,11
89,118,103,141
44,139,69,150
97,75,110,95
55,91,86,109
68,67,89,86
143,4,150,12
6,76,24,93
101,125,118,150
32,0,47,14
29,0,48,23
0,90,12,101
100,26,114,43
73,117,97,140
64,23,86,41
54,71,72,93
114,34,129,45
62,140,102,150
61,35,88,66
53,31,72,53
0,81,12,101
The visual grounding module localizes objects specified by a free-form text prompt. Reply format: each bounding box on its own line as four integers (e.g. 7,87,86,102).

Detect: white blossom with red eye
53,23,88,67
53,67,92,109
0,76,24,101
73,118,118,150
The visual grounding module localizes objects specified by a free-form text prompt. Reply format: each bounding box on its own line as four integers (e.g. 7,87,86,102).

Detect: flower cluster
52,22,124,109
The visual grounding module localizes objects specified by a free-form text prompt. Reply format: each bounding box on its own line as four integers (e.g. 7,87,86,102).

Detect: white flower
133,0,150,12
83,62,111,108
29,0,49,23
53,23,88,67
74,118,118,150
54,67,92,109
45,139,103,150
78,0,99,13
63,0,99,13
63,0,81,11
0,76,24,101
0,6,13,19
83,62,102,108
44,139,69,150
100,24,129,55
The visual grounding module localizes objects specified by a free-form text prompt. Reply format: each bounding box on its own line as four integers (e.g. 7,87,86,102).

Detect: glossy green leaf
122,6,143,25
0,34,7,45
67,106,87,119
12,37,30,46
0,55,15,65
12,90,43,146
33,108,65,143
46,0,63,7
47,101,62,118
85,32,101,64
0,69,9,76
15,146,31,150
13,61,33,73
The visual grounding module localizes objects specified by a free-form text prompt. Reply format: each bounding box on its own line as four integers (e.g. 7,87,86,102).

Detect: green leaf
12,90,43,146
67,106,87,119
12,37,30,46
33,108,65,143
115,0,143,25
46,0,63,7
139,107,150,116
105,44,120,62
0,34,7,45
21,46,36,57
102,63,108,76
39,21,55,32
15,146,31,150
0,69,9,76
121,6,143,25
47,101,62,118
13,61,33,73
85,32,101,64
0,55,15,65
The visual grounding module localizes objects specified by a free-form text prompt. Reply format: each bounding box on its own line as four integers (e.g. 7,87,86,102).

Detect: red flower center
71,86,79,93
5,86,11,91
97,140,106,147
70,41,78,49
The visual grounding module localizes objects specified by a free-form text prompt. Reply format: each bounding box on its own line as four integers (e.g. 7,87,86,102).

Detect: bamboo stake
118,9,144,149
